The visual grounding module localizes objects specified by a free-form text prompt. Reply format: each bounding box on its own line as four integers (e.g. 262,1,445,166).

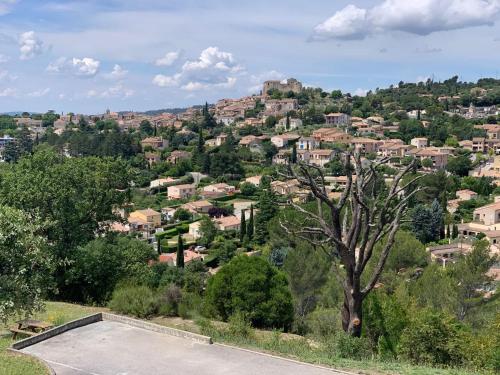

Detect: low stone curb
11,313,102,350
102,312,212,344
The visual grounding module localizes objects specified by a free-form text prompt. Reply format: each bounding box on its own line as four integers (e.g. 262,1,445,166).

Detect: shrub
305,308,342,340
327,333,372,360
228,312,253,338
398,309,466,366
157,284,182,316
204,255,294,330
109,285,157,318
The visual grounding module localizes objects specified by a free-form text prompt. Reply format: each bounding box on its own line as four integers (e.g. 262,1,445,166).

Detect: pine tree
240,209,246,243
176,235,184,268
247,205,254,240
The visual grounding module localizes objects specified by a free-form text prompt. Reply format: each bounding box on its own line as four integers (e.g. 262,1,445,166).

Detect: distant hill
135,104,206,116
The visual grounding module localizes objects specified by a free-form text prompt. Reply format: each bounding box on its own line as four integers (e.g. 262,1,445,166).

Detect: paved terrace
21,320,347,375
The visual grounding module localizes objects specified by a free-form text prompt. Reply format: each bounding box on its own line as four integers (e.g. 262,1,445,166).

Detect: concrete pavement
22,320,347,375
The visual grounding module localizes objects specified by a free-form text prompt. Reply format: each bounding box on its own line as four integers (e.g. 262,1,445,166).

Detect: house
244,175,262,186
161,207,177,221
145,152,161,166
150,177,177,189
128,208,162,228
181,200,213,214
203,183,236,195
350,138,380,154
277,117,302,131
270,133,300,148
271,179,301,195
159,250,203,266
325,113,351,126
410,137,428,149
309,149,335,167
298,137,319,150
264,99,298,115
474,124,500,140
312,128,352,143
456,189,478,201
473,201,500,226
272,149,291,165
166,150,191,164
215,133,228,146
297,149,311,163
214,215,241,231
189,221,202,239
239,135,262,149
141,137,168,150
167,184,196,200
409,148,448,169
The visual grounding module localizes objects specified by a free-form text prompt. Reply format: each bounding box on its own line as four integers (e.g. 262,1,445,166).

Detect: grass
0,302,493,375
0,302,107,375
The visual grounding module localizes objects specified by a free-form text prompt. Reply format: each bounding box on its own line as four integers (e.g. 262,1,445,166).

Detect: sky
1,0,500,114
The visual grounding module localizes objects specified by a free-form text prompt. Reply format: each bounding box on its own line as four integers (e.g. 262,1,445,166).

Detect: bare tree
280,152,420,337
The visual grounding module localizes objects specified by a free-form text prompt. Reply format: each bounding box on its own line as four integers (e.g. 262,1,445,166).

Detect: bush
204,255,294,330
228,312,253,338
109,285,157,318
305,308,342,340
157,283,182,316
326,333,372,360
398,309,466,366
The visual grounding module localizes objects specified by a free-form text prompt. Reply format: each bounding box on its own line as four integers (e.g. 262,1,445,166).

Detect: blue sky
1,0,500,114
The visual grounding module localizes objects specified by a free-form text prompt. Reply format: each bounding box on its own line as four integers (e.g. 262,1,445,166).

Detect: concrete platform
21,320,346,375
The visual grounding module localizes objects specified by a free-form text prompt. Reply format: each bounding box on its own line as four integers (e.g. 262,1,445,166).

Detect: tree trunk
341,290,363,337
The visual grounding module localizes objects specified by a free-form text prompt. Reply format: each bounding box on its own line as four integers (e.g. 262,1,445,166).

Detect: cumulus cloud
0,69,17,82
47,57,100,77
155,51,180,66
19,31,43,60
87,83,134,99
152,46,243,91
104,64,128,80
27,88,50,97
313,0,500,40
0,0,18,16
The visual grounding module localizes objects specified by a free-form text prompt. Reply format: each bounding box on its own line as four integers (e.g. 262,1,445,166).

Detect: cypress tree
291,143,297,164
240,209,246,243
157,238,162,255
447,223,451,239
247,205,254,240
285,113,290,130
176,235,184,268
452,224,459,239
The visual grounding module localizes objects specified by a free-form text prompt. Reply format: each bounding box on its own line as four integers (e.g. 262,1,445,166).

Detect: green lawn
0,302,106,375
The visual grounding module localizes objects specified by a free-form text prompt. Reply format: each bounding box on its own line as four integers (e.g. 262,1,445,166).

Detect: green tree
254,188,278,244
0,149,131,299
205,255,294,330
199,216,217,247
291,143,297,164
140,120,154,135
0,205,53,322
240,210,246,243
69,235,156,303
247,205,254,240
177,235,185,268
446,155,472,177
452,223,459,239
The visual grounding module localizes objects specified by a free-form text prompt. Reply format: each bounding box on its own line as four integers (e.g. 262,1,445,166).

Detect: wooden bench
9,327,37,340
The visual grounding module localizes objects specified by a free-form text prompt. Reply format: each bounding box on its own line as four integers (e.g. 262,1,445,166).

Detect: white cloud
27,88,50,97
47,57,100,77
313,5,369,40
0,54,9,63
87,83,134,99
415,46,443,54
354,88,369,97
0,87,16,97
153,46,243,91
152,73,180,87
105,64,128,80
19,31,43,60
0,69,17,82
0,0,18,16
155,51,179,66
313,0,500,40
